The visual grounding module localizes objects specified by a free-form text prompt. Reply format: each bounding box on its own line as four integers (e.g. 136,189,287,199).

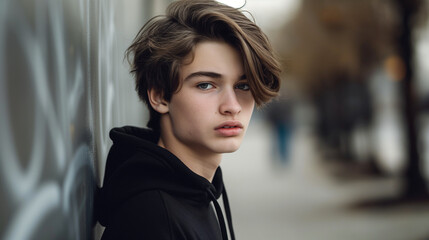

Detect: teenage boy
97,0,280,239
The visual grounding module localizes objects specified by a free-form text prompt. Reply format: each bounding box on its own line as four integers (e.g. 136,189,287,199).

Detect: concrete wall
0,0,169,239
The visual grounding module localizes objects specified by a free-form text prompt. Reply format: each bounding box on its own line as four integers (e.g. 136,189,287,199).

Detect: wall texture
0,0,169,239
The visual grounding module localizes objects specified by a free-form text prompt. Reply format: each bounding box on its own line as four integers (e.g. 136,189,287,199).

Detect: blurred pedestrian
265,96,293,165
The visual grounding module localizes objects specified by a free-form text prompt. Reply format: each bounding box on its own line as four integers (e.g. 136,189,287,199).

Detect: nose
219,88,241,116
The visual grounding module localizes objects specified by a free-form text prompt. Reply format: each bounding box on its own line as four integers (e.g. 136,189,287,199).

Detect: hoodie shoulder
101,190,173,240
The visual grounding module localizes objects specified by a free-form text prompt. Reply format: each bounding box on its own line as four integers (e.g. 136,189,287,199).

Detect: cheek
170,98,211,127
241,98,255,125
247,100,255,111
240,96,255,113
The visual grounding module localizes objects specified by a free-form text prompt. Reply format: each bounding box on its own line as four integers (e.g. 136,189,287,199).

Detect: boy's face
160,40,255,157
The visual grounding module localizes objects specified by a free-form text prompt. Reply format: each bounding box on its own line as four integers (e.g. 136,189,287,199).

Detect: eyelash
235,83,250,91
196,82,214,90
196,82,250,91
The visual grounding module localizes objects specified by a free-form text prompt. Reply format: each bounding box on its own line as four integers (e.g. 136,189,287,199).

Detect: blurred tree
393,0,428,199
276,0,429,200
277,0,397,94
277,0,398,162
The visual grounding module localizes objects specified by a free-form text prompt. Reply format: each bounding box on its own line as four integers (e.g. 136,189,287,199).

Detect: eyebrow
184,71,247,81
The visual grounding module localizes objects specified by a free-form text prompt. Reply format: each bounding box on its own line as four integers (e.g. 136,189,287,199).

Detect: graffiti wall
0,0,169,239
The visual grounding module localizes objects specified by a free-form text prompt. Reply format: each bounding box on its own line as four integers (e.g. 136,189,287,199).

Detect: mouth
215,121,243,136
215,121,243,130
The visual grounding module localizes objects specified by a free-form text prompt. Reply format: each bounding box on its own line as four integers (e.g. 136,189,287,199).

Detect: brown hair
126,0,281,132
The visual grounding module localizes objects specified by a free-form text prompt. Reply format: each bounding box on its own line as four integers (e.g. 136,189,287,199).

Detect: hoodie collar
98,126,225,224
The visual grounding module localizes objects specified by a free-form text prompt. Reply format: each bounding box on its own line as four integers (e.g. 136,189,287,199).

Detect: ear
148,89,169,114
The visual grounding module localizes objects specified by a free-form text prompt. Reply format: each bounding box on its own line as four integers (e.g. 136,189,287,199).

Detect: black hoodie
97,126,235,240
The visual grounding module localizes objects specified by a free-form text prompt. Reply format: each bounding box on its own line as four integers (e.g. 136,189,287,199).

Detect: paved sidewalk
221,119,429,240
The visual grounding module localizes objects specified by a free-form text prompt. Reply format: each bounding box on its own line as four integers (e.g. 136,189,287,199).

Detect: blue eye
236,83,250,91
197,82,214,90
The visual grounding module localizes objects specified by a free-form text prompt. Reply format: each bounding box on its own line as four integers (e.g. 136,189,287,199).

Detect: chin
223,149,240,153
215,142,242,153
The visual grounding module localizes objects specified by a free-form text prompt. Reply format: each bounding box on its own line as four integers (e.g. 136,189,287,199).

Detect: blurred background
1,0,429,239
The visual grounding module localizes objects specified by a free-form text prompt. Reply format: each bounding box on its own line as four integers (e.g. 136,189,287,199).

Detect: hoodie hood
97,126,225,227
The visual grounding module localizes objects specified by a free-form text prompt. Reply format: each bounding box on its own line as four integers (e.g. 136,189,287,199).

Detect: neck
158,136,222,182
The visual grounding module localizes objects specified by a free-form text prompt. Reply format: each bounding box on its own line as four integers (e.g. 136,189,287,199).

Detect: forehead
180,40,244,80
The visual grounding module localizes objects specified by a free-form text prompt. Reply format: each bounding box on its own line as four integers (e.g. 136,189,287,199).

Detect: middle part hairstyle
126,0,281,131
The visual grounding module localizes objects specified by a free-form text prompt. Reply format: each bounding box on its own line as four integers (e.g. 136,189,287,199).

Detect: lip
215,120,243,130
215,121,243,137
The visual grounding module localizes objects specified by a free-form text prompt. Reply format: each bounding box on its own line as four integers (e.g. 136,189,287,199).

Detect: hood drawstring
207,187,235,240
221,186,235,240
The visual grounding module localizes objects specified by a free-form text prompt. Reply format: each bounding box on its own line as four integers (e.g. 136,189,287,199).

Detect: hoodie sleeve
101,190,172,240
